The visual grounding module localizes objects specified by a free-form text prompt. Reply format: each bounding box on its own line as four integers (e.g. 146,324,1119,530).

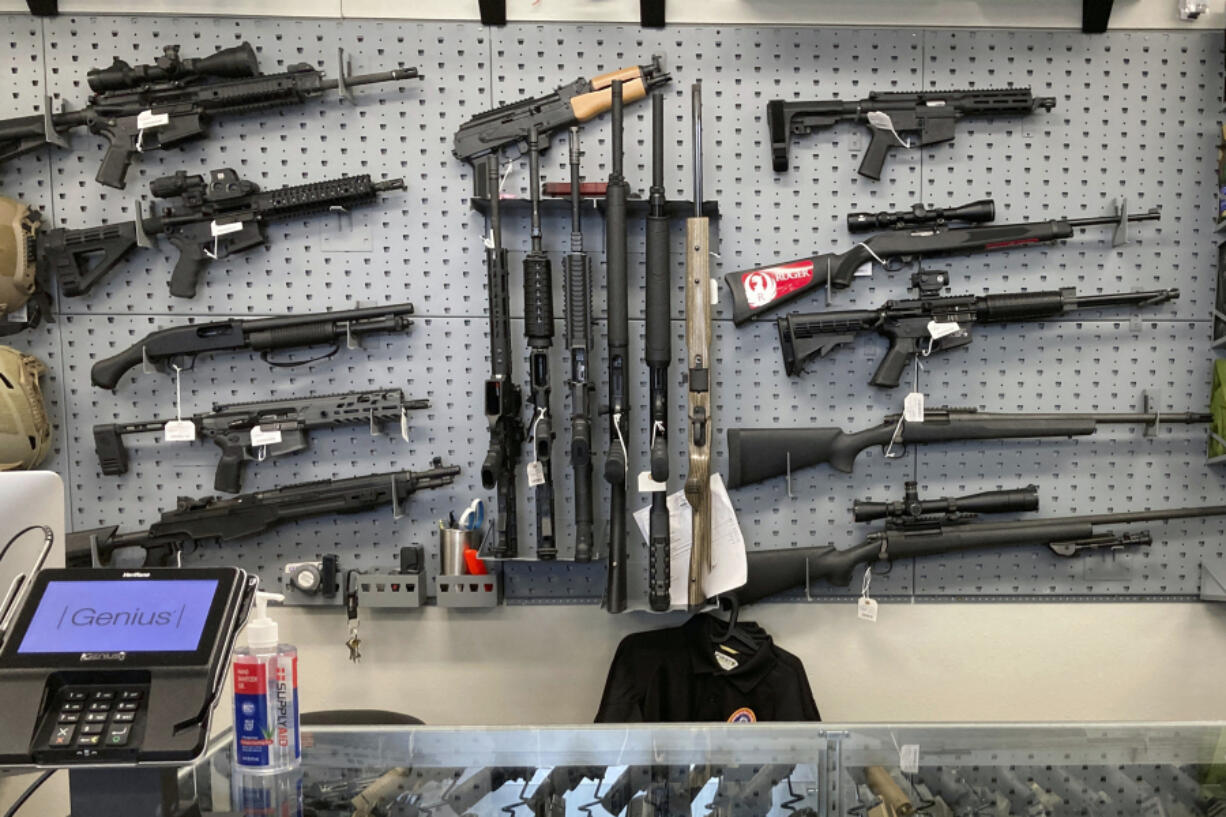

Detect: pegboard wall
3,17,1224,608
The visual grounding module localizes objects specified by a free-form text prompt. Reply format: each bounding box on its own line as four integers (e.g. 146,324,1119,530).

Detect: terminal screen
16,579,220,654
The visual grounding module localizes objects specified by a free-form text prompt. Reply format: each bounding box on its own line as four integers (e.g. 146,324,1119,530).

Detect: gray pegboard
1,17,1224,607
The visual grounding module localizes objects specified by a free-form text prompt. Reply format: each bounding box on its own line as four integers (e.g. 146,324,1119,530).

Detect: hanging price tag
927,320,961,341
899,744,920,774
163,420,197,442
400,408,410,442
250,425,283,446
136,110,170,130
526,461,545,487
857,597,878,622
710,278,719,305
903,391,925,423
637,471,666,493
210,220,244,238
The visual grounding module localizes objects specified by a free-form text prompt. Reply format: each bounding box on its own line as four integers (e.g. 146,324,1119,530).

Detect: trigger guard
882,256,908,272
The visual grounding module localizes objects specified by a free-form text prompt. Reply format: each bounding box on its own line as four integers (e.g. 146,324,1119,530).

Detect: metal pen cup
440,528,478,575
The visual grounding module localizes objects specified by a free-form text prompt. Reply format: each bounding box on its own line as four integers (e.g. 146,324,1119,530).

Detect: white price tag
903,391,925,423
6,304,28,323
210,220,244,238
163,420,197,442
526,461,545,487
710,278,719,305
899,744,920,774
853,261,873,278
400,409,410,442
857,597,878,622
637,471,666,493
927,320,961,341
136,110,170,130
250,425,283,446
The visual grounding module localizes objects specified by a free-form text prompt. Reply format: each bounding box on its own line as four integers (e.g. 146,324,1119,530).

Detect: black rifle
604,81,630,612
480,157,524,558
778,281,1178,387
37,167,405,299
847,199,996,232
524,127,558,560
565,128,596,564
452,58,670,199
725,406,1210,489
90,302,416,390
725,205,1161,324
644,92,672,612
94,388,429,493
766,88,1056,177
0,42,420,189
66,460,460,568
733,483,1226,605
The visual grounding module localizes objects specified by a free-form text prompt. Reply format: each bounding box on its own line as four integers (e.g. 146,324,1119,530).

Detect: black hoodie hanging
594,614,821,723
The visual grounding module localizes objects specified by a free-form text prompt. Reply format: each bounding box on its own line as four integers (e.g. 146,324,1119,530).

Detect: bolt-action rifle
725,203,1160,324
733,481,1226,605
0,42,420,189
725,406,1210,489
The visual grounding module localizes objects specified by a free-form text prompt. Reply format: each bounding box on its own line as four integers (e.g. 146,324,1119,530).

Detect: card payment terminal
0,567,255,766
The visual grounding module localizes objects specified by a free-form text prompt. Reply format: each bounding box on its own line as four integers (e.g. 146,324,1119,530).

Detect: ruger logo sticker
741,261,814,308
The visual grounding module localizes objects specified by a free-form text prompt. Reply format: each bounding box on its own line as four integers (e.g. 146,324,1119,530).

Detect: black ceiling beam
479,0,506,26
641,0,665,27
1082,0,1114,32
26,0,57,15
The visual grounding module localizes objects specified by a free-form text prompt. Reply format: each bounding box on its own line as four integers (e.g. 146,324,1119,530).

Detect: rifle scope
847,199,996,232
87,43,259,93
853,481,1039,523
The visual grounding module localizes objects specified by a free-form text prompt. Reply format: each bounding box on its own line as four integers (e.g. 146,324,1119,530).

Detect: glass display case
183,722,1226,816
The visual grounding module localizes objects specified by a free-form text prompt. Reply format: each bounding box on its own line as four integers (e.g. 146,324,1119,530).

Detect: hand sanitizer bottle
232,591,300,772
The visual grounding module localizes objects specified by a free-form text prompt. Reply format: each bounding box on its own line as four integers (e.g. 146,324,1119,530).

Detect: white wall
260,600,1226,725
0,0,1222,29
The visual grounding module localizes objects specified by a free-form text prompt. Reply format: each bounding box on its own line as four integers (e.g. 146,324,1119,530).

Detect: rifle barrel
1065,207,1161,228
1071,289,1177,309
317,67,421,92
245,302,414,331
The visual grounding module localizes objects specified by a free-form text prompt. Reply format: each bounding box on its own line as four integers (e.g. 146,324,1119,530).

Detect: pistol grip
95,139,134,190
858,127,894,180
869,341,914,389
213,446,247,494
168,242,210,298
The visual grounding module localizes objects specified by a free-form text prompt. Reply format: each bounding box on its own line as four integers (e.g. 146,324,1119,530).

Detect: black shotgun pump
644,91,672,611
524,126,558,560
565,128,596,564
481,155,525,558
604,80,630,612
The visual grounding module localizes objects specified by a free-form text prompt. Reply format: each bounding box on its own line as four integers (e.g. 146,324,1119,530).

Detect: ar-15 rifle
724,203,1160,324
777,276,1178,387
452,57,670,198
66,460,460,568
90,302,416,391
766,88,1055,177
0,42,420,189
644,91,673,611
565,128,596,563
732,481,1226,605
93,388,429,493
725,406,1209,488
37,167,405,299
605,81,630,611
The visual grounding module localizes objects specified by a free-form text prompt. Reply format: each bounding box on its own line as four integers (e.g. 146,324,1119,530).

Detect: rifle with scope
725,406,1210,488
93,388,429,493
724,201,1161,324
66,460,460,568
777,279,1177,387
732,481,1226,605
90,302,417,390
35,167,404,300
0,42,420,189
